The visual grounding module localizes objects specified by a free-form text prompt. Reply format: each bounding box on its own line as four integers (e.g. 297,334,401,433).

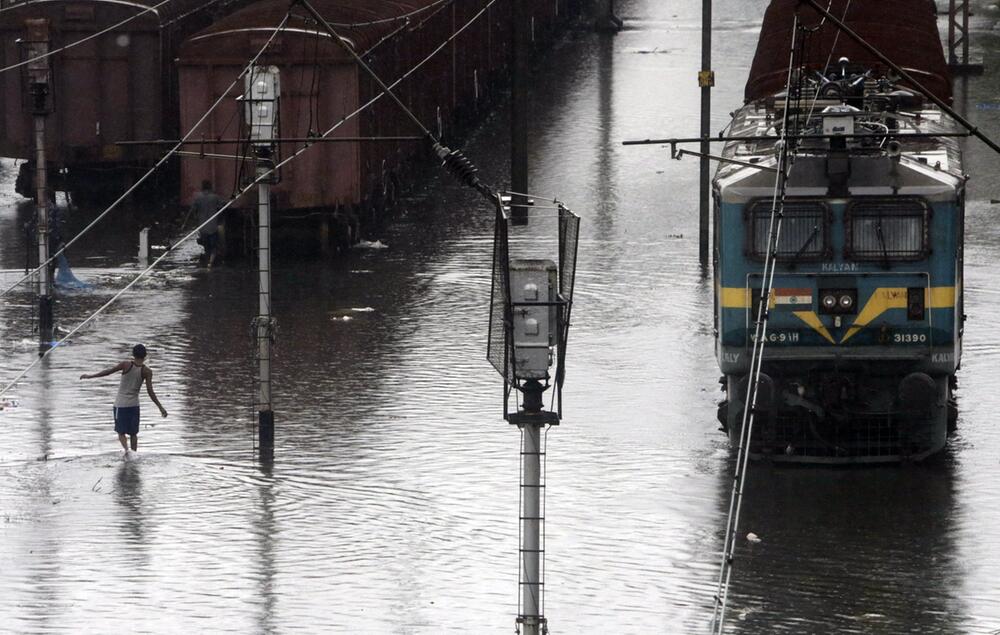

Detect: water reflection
37,360,53,460
113,461,149,567
253,462,277,635
22,360,60,632
594,31,618,240
719,456,965,634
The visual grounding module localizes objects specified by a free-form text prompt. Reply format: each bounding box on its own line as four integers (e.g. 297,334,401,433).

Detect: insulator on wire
433,142,480,188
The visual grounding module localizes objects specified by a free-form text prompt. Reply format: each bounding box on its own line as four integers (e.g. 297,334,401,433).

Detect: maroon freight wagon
0,0,246,202
176,0,568,256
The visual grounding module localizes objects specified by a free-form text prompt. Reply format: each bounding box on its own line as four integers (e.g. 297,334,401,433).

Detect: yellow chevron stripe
792,311,835,344
928,286,955,308
841,288,908,343
720,286,751,309
841,286,956,343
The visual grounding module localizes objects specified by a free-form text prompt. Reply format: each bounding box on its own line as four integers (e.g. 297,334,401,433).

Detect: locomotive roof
180,0,437,61
746,0,950,104
713,98,966,204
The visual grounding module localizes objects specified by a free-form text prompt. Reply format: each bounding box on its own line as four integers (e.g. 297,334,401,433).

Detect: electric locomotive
714,3,964,462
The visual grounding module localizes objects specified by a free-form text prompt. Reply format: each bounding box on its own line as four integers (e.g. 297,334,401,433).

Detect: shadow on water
715,455,966,634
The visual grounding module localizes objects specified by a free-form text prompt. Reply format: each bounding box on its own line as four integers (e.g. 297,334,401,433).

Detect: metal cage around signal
487,194,580,420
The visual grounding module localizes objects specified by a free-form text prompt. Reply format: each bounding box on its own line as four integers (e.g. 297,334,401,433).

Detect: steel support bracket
508,410,560,427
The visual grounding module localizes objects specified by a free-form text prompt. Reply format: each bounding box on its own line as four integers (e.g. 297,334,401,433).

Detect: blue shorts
114,406,140,435
201,232,218,254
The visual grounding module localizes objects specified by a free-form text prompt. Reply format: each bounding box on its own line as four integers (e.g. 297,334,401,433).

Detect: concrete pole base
38,295,54,355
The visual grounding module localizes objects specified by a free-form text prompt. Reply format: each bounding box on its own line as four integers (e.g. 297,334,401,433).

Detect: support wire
710,14,801,635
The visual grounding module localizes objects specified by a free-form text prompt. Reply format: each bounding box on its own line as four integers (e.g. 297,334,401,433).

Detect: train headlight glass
819,288,857,315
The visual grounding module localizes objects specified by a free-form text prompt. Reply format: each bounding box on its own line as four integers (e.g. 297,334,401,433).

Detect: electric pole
511,0,529,225
245,66,280,462
699,0,713,266
490,203,580,635
595,0,623,32
25,19,54,352
947,0,984,74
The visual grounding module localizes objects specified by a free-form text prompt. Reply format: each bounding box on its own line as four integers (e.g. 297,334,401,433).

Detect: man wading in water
80,344,167,458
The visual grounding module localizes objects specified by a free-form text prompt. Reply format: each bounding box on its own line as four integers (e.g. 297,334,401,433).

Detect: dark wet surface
3,1,1000,632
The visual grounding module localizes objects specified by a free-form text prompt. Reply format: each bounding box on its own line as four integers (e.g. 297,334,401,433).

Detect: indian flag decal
773,288,812,308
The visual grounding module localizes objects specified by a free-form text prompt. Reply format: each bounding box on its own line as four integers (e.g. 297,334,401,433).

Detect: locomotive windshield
748,201,829,261
846,198,928,261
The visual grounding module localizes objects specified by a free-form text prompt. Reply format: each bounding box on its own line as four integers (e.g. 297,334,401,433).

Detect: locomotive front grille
753,411,934,460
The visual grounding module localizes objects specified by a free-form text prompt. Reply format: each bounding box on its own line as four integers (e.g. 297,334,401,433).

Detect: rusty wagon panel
0,0,245,199
177,0,527,211
176,0,420,210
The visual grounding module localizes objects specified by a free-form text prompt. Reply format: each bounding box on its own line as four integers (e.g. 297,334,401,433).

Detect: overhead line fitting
432,142,494,200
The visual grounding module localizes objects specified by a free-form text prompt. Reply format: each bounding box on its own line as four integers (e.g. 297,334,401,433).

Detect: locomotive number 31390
894,333,928,344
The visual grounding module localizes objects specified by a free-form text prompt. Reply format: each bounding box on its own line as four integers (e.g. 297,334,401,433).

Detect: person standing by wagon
190,180,225,267
80,344,167,458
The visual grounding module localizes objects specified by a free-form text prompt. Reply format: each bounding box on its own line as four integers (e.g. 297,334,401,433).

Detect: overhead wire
0,12,291,301
710,14,802,635
324,0,452,29
1,0,502,398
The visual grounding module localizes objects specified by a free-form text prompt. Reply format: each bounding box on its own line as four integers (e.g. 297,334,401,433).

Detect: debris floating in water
746,532,761,544
354,239,389,250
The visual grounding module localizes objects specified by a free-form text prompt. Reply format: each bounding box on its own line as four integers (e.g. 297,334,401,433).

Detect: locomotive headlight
819,288,857,315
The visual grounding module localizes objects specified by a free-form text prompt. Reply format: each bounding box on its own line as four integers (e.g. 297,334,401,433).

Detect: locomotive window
748,201,828,261
846,199,928,261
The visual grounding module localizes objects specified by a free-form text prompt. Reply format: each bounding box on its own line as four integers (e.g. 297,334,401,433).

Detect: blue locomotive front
713,78,965,462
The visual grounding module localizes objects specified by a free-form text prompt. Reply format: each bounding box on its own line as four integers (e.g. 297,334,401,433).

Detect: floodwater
3,1,1000,632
